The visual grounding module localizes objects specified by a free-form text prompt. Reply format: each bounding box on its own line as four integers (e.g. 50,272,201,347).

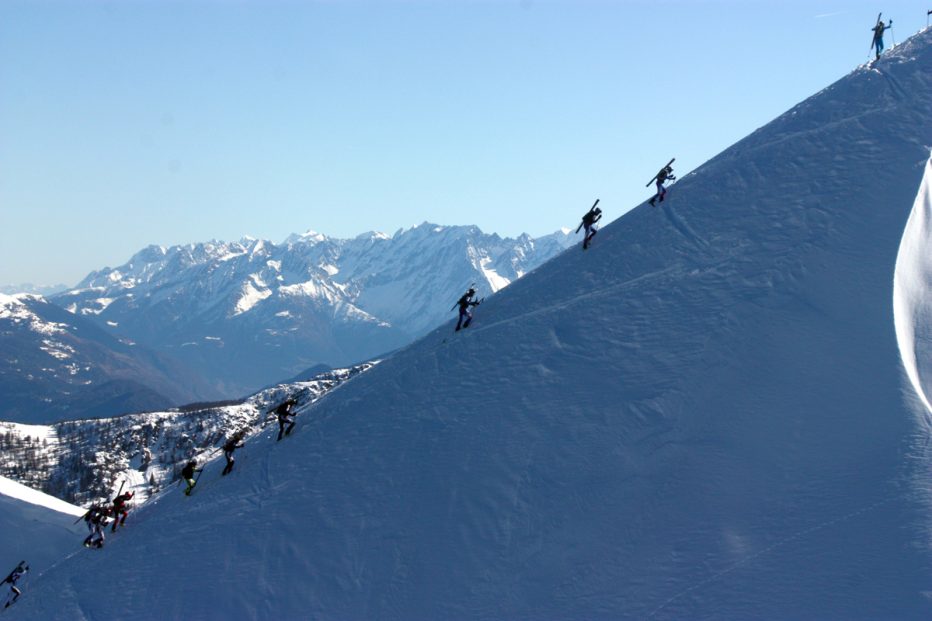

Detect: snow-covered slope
0,294,218,422
15,31,932,620
0,476,84,583
52,225,573,395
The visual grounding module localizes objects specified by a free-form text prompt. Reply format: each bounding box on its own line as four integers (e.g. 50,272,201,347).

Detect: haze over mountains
10,24,932,621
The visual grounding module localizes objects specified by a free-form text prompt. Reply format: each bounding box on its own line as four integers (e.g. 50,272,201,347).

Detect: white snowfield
11,30,932,620
0,476,85,583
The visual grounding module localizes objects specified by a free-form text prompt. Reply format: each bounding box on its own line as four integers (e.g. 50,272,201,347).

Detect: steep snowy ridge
52,224,573,395
16,31,932,620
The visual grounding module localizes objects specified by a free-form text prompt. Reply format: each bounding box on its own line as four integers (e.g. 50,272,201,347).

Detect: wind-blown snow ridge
895,155,932,415
0,476,83,517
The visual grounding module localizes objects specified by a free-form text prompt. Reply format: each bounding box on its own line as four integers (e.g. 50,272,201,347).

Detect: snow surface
0,476,85,583
0,476,83,518
895,157,932,414
12,30,932,620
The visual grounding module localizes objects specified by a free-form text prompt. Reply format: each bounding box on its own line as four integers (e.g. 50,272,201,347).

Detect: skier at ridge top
871,16,893,60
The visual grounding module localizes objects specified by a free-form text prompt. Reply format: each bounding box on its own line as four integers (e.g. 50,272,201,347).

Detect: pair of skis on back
575,156,676,249
646,157,675,188
456,157,675,331
1,561,27,611
869,12,896,60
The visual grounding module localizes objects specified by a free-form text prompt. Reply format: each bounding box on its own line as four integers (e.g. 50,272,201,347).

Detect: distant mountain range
0,283,68,296
2,224,573,420
0,293,217,423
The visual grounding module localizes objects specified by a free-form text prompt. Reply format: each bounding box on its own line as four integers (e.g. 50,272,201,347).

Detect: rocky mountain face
52,223,573,395
0,293,218,423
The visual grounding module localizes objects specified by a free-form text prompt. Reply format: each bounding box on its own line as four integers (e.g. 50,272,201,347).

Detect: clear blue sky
1,0,927,286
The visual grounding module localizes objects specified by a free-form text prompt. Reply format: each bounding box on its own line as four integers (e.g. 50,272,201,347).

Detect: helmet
594,207,602,214
468,287,476,295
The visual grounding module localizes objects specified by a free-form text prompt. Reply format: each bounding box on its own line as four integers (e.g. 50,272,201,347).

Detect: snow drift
895,157,932,414
14,30,932,621
0,476,85,581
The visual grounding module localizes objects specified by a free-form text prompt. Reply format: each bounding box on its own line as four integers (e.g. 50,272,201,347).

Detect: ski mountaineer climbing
181,459,202,496
83,505,109,548
274,399,297,441
452,287,480,331
81,504,96,537
221,431,246,475
871,17,893,59
575,200,602,250
111,490,134,532
2,561,28,608
649,162,676,206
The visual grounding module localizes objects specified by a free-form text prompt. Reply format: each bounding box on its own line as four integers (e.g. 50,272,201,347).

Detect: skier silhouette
2,561,28,608
576,201,602,250
82,505,109,548
452,287,480,331
222,431,246,474
181,459,201,496
649,164,676,206
111,490,134,531
871,18,892,59
274,400,297,441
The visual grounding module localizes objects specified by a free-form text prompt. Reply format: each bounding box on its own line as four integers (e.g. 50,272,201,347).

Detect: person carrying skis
83,505,109,548
576,201,602,250
111,490,135,532
181,459,201,496
81,504,101,539
2,561,28,608
221,430,246,475
274,399,297,441
871,18,893,59
453,287,480,331
649,163,676,206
